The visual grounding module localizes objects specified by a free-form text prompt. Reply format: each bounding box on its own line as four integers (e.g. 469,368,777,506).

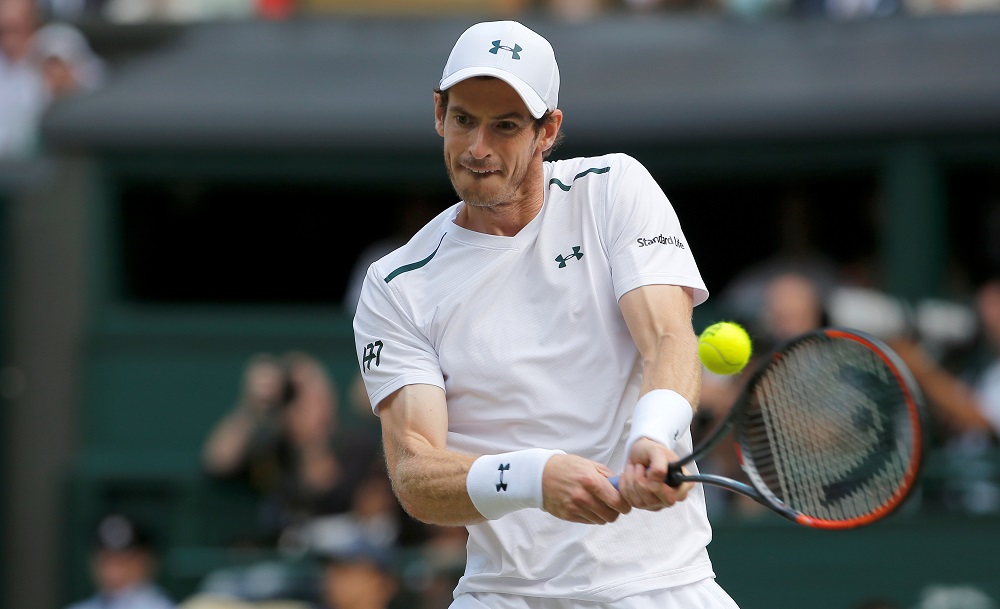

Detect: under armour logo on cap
440,20,559,119
489,40,522,59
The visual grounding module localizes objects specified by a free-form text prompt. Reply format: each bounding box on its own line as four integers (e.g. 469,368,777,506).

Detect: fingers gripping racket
611,328,927,530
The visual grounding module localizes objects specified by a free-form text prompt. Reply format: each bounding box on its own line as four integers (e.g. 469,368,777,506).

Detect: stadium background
2,5,1000,609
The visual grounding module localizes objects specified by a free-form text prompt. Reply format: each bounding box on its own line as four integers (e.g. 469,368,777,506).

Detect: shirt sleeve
603,154,709,306
352,264,445,414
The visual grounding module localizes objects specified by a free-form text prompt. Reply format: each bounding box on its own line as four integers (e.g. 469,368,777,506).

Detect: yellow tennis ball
698,321,752,375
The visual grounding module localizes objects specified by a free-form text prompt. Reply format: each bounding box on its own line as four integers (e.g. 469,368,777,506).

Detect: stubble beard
446,156,531,211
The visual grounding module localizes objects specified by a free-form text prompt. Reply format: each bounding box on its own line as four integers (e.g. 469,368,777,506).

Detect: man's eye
455,115,470,125
498,121,517,131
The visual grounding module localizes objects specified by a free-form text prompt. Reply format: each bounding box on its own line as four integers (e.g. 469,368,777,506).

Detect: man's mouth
462,162,501,176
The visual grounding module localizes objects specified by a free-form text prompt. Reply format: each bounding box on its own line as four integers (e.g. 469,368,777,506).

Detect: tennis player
353,20,739,609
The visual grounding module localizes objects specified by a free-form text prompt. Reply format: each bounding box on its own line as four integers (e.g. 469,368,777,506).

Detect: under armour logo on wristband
496,463,510,491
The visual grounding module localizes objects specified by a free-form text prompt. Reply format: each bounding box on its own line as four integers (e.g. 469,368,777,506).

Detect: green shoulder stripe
385,233,447,283
548,166,611,192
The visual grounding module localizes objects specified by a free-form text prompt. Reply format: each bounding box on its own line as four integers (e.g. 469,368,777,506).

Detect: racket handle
607,466,683,490
666,464,684,487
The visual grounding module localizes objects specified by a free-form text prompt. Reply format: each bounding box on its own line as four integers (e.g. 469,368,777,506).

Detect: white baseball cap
439,21,560,119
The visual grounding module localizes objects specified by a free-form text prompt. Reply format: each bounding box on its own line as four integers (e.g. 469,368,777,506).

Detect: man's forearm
387,441,484,526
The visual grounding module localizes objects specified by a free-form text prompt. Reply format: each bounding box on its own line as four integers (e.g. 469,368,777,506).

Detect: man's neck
455,195,543,237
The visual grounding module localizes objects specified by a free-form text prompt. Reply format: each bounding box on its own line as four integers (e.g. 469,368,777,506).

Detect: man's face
764,274,823,342
322,561,397,609
92,549,154,594
0,0,37,61
435,77,548,211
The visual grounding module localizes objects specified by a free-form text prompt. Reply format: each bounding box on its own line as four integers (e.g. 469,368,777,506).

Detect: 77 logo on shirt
362,340,383,371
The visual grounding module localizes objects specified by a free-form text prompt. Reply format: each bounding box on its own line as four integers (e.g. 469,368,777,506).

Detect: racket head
731,327,927,530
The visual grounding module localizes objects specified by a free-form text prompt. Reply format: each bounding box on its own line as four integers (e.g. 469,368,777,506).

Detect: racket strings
739,336,918,522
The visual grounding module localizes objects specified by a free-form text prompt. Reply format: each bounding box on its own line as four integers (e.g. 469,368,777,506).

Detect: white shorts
450,579,740,609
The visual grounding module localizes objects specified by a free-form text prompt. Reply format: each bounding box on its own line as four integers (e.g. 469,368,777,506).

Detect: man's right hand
617,437,694,511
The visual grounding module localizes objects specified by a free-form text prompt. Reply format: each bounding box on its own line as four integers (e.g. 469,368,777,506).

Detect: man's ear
434,92,445,137
538,109,563,155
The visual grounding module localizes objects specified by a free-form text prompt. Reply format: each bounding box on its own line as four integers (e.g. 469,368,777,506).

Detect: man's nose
468,125,492,159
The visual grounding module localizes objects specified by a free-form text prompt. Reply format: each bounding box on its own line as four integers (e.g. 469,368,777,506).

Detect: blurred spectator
701,272,829,428
878,277,1000,513
203,353,290,480
201,351,381,549
719,190,841,328
33,20,106,99
64,513,176,609
0,2,106,158
757,270,830,350
0,0,45,158
886,278,1000,443
289,461,404,558
963,278,1000,436
313,541,399,609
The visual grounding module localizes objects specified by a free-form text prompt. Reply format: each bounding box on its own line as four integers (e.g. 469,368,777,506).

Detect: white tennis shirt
354,153,716,602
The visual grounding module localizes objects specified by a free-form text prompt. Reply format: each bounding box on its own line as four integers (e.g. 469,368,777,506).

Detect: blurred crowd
196,349,470,609
0,0,105,159
64,351,467,609
29,0,1000,22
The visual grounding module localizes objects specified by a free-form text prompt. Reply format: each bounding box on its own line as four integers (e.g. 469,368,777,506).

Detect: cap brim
439,67,547,119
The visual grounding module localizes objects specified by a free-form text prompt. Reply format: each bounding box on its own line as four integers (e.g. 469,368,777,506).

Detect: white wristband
625,389,694,456
466,448,565,520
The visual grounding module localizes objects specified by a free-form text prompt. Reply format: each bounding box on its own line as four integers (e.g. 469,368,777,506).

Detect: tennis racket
610,327,927,530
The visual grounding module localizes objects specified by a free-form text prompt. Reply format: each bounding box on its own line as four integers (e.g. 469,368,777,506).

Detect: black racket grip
608,464,684,490
665,463,684,487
